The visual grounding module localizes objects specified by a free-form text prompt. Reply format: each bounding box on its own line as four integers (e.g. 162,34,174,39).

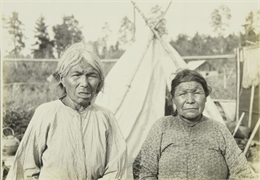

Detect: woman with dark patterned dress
133,69,255,180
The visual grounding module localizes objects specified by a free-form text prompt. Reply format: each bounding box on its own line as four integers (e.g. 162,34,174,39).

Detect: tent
95,2,224,179
237,45,260,140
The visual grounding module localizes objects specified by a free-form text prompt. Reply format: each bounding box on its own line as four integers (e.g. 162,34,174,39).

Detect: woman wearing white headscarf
6,42,127,180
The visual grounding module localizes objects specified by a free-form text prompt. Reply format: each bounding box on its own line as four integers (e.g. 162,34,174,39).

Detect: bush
3,107,34,140
2,82,57,140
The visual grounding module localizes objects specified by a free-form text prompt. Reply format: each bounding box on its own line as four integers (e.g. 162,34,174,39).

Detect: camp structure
95,2,224,179
235,45,260,154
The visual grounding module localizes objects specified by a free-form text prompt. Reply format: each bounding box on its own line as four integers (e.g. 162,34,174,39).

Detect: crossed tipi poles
131,1,185,70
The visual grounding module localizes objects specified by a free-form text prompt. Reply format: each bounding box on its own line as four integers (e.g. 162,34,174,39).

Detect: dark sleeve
216,123,256,180
133,119,164,180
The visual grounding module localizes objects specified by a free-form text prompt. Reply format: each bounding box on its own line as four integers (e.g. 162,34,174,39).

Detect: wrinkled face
172,81,207,121
61,60,100,108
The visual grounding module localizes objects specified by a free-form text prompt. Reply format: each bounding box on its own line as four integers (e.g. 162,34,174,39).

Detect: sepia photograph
1,0,259,179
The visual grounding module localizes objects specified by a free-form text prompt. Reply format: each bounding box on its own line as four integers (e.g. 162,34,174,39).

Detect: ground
247,142,260,179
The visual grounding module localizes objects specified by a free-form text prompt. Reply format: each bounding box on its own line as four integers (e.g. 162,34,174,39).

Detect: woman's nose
186,93,195,103
79,75,89,87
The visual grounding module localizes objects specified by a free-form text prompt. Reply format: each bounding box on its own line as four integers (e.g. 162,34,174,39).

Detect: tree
118,16,134,50
190,33,208,55
211,5,231,53
204,36,220,55
53,15,83,57
211,5,231,36
32,15,54,59
147,5,168,37
224,33,240,54
240,10,259,46
98,22,113,59
4,12,25,58
170,32,239,56
107,42,125,59
169,34,191,56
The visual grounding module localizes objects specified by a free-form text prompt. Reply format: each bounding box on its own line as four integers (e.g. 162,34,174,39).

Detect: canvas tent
237,45,260,141
95,2,224,179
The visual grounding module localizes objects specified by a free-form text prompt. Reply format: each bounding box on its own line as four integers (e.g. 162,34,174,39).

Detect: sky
1,0,259,57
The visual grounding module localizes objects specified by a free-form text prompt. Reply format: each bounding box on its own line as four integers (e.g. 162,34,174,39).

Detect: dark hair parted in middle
170,69,212,97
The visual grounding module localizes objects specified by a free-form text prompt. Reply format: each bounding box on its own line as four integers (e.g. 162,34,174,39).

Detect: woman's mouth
78,92,92,97
183,108,198,111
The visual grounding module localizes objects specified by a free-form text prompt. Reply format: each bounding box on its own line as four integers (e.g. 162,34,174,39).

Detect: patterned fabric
6,100,127,180
133,115,255,180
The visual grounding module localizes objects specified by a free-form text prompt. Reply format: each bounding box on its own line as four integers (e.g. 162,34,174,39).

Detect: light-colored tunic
134,115,255,180
6,100,127,180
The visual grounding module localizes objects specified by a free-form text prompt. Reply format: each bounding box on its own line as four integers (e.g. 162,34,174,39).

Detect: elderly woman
133,69,255,180
6,42,127,180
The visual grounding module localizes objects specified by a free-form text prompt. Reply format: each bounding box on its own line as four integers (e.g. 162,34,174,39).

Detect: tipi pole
248,85,255,128
133,6,136,41
233,112,245,137
236,48,240,122
244,118,260,155
131,1,181,69
152,1,172,29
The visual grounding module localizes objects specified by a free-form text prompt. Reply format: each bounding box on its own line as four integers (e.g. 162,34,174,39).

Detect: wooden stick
248,85,255,128
226,68,234,80
223,68,227,89
233,112,245,137
182,54,236,60
246,40,259,45
244,118,260,155
133,6,136,41
131,1,181,68
236,48,240,122
131,1,172,30
152,1,172,29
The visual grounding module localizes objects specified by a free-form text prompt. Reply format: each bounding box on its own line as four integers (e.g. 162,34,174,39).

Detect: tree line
2,5,259,59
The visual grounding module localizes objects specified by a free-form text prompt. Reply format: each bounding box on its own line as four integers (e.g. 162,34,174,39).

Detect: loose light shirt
7,100,127,180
